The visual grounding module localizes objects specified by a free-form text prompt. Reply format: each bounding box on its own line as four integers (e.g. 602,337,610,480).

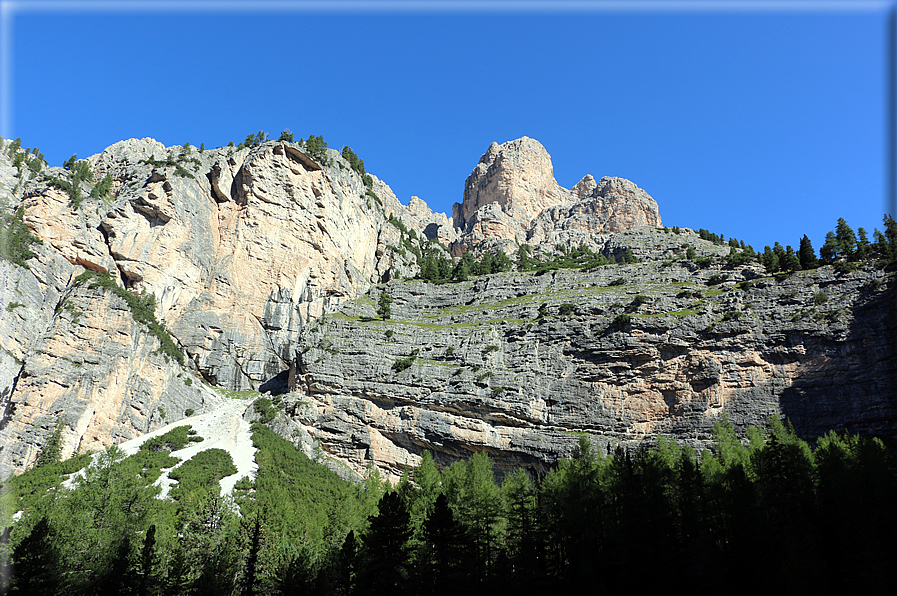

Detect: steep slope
1,134,894,485
452,136,661,253
286,228,896,481
0,136,448,477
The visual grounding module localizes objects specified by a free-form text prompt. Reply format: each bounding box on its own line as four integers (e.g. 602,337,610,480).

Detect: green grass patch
217,389,261,400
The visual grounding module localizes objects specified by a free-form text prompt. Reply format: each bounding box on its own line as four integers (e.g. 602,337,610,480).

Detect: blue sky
2,0,894,253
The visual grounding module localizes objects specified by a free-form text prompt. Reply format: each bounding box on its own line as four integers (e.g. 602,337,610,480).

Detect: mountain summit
0,134,893,482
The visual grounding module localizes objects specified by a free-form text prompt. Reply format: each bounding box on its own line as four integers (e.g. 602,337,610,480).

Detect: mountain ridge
0,133,894,482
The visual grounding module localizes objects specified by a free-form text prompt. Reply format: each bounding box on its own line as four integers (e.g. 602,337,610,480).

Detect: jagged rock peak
454,136,569,237
452,137,662,250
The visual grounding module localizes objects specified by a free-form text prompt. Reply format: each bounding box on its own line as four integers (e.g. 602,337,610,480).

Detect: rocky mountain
452,136,661,254
0,134,894,483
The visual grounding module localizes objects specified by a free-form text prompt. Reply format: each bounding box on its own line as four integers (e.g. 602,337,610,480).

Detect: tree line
1,415,893,594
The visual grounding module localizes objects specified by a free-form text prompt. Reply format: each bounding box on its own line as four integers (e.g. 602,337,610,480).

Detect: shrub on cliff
377,291,393,320
0,206,43,268
74,270,184,365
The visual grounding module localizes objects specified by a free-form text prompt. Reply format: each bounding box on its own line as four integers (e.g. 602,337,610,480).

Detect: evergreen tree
377,292,393,320
516,244,535,270
781,245,801,272
10,517,61,595
835,218,857,258
884,214,897,256
856,227,870,260
798,234,818,270
442,453,502,583
137,524,158,596
359,491,412,595
422,493,468,595
820,231,839,263
761,246,780,273
492,250,513,273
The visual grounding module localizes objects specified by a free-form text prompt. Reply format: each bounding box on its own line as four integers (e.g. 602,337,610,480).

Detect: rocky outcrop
528,175,663,246
454,137,572,244
0,137,449,476
286,228,896,481
452,138,661,252
2,135,894,487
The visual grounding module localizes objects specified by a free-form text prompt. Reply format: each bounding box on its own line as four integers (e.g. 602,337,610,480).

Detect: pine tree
798,235,818,270
782,245,802,273
10,517,61,595
761,246,780,273
377,292,393,320
835,218,857,258
360,491,412,595
820,231,839,263
856,228,870,260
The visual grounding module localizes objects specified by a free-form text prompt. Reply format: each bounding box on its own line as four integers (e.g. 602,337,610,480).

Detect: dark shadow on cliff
781,273,897,445
259,370,290,396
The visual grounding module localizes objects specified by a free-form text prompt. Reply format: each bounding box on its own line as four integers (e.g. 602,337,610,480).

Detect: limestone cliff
0,136,445,477
285,229,896,481
452,137,661,254
1,135,894,484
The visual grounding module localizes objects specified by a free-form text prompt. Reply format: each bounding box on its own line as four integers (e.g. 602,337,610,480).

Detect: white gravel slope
113,397,257,497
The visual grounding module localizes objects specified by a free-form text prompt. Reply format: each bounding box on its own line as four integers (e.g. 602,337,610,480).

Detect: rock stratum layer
288,233,896,480
0,135,894,482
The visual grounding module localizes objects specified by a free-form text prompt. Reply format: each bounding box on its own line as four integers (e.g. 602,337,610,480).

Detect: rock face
287,231,896,481
2,135,894,484
452,137,661,252
0,137,447,476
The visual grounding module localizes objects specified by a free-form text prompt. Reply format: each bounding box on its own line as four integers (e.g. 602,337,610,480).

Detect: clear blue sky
2,1,893,252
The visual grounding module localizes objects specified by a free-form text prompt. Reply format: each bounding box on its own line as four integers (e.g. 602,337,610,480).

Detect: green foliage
141,425,201,453
515,243,536,270
243,422,381,547
34,419,66,468
629,294,650,309
834,260,857,274
377,291,393,320
707,274,729,285
3,416,896,593
813,292,828,305
559,303,577,316
56,155,94,205
89,174,113,200
169,448,237,501
44,174,83,207
277,129,294,142
393,350,418,373
799,234,819,269
341,145,366,177
301,134,332,166
138,152,197,179
253,397,277,424
415,238,455,283
73,270,184,365
613,313,631,327
698,228,726,244
0,206,43,268
242,130,269,148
